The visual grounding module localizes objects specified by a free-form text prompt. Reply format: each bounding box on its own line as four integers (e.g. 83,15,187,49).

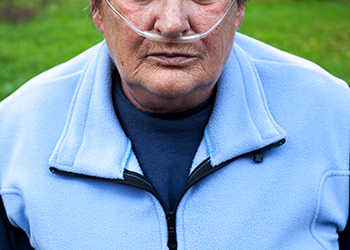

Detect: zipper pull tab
253,139,286,163
253,152,263,163
166,212,177,249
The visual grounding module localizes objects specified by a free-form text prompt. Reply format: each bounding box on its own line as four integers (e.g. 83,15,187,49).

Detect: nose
154,0,191,37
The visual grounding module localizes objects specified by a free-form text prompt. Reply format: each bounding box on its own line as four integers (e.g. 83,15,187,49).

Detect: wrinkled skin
91,0,245,113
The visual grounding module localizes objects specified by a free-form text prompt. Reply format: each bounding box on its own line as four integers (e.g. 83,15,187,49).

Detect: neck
121,80,216,114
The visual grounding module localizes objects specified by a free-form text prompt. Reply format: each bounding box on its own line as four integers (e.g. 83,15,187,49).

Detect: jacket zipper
50,167,178,249
50,138,285,250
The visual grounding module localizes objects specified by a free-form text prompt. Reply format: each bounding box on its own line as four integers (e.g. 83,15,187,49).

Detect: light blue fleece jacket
0,33,349,249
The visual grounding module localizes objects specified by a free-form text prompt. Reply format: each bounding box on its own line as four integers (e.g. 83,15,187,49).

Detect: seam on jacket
233,47,260,139
0,188,25,229
310,170,350,249
0,189,40,249
55,44,105,167
234,46,279,142
0,188,26,208
54,69,90,166
250,58,284,140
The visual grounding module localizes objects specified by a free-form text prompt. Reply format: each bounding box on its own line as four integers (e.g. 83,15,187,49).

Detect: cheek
104,22,146,76
203,28,235,74
212,15,237,65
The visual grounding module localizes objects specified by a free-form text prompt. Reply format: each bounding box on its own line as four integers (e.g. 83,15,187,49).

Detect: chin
147,83,198,99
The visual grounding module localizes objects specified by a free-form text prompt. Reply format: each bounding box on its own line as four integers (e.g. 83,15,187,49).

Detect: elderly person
0,0,349,249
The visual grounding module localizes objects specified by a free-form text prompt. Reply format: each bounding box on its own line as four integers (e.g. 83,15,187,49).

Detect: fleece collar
49,37,286,179
49,42,134,179
205,41,286,166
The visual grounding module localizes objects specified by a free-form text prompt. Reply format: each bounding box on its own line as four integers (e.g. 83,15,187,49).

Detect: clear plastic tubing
104,0,237,43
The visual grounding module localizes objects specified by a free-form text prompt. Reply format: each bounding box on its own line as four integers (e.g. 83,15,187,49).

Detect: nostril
154,6,191,38
155,21,190,38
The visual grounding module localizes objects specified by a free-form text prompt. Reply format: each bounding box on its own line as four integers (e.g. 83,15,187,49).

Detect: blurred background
0,0,349,101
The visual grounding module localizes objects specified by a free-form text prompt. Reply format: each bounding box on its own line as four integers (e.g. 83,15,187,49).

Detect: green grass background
0,0,349,101
240,0,350,87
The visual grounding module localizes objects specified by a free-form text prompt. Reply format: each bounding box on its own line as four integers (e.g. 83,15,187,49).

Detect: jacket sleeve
0,196,34,250
338,171,350,249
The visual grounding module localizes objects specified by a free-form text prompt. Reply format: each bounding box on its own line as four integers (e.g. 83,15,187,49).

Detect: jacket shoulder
234,33,349,95
235,33,327,72
0,42,105,120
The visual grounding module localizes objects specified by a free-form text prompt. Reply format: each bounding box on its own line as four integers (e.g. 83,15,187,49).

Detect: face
91,0,245,113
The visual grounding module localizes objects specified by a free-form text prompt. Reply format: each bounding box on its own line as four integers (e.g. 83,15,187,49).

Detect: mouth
147,52,199,66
